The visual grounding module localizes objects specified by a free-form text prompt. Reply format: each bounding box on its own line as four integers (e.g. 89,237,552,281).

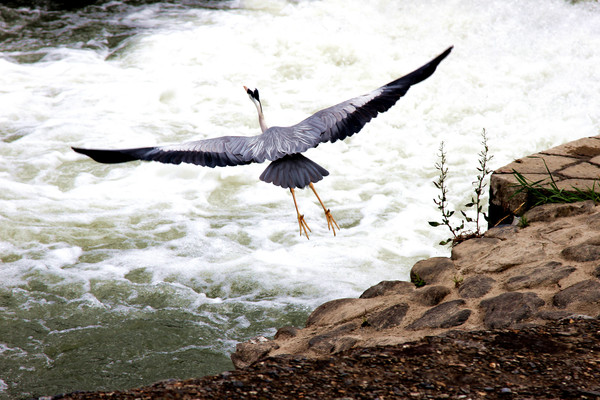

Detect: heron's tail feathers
260,154,329,189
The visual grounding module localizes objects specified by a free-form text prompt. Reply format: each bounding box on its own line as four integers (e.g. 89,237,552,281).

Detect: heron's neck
256,103,268,133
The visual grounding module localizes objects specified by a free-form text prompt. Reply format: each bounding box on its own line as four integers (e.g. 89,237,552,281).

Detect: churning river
1,0,599,398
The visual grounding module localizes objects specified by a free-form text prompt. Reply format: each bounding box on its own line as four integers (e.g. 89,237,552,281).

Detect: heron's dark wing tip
438,46,453,62
285,46,454,147
72,146,144,164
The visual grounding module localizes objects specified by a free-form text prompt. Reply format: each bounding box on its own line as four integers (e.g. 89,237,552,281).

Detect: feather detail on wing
72,135,255,168
263,46,453,156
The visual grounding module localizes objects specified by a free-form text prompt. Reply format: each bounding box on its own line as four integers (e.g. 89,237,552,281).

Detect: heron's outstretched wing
72,135,255,168
74,47,452,167
266,46,453,156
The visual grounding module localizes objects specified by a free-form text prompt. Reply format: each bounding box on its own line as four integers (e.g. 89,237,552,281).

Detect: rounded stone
410,257,455,286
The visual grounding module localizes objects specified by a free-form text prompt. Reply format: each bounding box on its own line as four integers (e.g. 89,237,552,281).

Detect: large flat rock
488,135,600,227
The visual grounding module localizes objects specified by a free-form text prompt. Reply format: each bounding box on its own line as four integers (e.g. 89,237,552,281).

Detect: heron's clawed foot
297,214,311,239
324,209,340,236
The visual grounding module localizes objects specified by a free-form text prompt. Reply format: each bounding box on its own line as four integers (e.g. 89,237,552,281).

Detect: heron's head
243,86,262,112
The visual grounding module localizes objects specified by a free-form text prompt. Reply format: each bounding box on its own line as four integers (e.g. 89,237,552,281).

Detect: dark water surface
0,1,234,63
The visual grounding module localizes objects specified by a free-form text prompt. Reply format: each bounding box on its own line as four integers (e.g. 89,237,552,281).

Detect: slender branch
473,128,493,234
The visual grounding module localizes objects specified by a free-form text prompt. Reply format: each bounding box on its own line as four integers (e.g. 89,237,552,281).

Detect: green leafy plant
411,273,426,288
361,317,371,328
452,275,464,288
517,215,529,228
470,129,493,231
429,129,493,246
429,141,464,244
512,157,600,206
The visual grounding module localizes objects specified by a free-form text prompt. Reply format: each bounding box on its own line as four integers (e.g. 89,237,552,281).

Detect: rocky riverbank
226,201,600,371
51,317,600,399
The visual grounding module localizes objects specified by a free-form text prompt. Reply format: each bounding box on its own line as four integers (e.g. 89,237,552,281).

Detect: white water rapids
1,0,599,397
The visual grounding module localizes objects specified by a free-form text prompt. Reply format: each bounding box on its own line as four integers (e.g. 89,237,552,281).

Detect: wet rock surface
359,280,414,299
409,256,455,284
504,261,575,290
230,336,280,370
480,292,545,329
411,284,451,306
523,200,595,223
53,317,600,400
553,279,600,309
407,299,471,330
458,275,495,298
366,303,409,330
562,237,600,262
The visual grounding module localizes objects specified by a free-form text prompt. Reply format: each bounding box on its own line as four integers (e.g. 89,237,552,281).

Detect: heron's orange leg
309,183,340,236
290,188,311,239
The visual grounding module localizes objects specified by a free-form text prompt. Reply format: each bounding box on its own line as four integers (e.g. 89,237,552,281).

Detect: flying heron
73,46,452,239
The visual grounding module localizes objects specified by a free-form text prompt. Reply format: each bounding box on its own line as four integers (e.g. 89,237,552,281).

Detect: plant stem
473,129,493,234
432,142,460,238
